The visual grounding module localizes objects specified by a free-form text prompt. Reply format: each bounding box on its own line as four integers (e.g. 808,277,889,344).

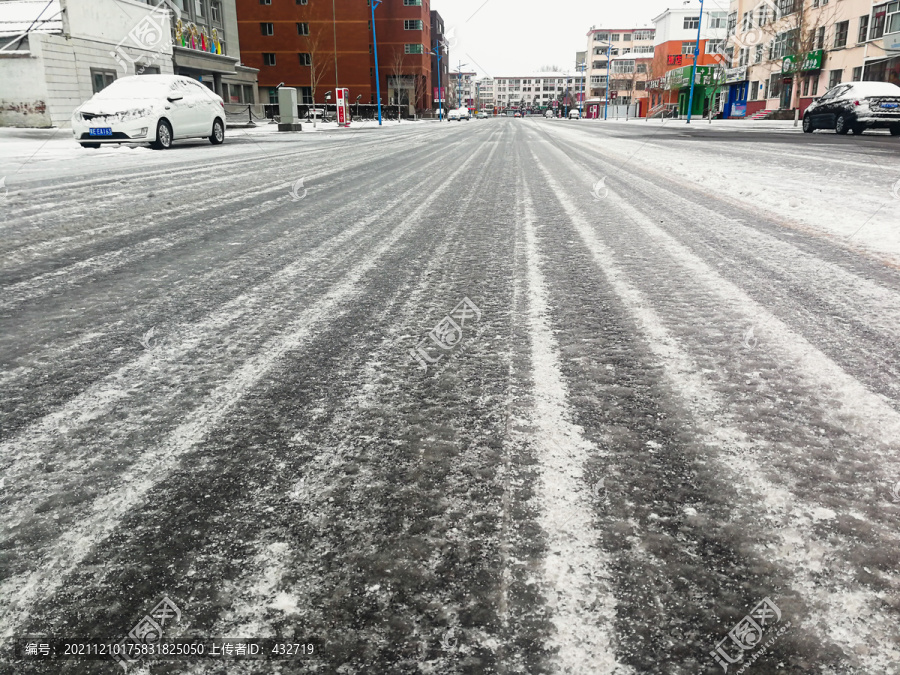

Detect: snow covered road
2,119,900,674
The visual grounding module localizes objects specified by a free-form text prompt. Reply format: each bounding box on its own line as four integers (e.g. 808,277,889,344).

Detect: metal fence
226,103,436,125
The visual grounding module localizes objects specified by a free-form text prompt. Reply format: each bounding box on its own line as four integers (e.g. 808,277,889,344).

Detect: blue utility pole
605,42,611,120
429,40,443,121
686,0,705,124
371,0,383,125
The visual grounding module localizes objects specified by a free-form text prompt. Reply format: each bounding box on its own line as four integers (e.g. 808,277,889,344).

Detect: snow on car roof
0,0,63,38
845,81,900,96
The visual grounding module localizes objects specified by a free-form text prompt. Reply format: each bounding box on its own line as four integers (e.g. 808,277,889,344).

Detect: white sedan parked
72,75,226,150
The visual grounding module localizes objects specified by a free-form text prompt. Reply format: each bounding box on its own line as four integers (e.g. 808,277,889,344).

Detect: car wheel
835,114,851,135
890,125,900,136
802,114,813,133
209,118,225,145
151,119,173,150
80,142,101,149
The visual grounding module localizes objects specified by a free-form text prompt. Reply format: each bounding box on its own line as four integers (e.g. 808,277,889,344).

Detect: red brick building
235,0,435,113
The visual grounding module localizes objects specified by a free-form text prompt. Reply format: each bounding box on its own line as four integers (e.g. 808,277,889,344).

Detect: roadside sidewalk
596,117,805,132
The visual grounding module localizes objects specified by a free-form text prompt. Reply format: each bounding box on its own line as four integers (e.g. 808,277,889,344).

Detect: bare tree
413,73,429,117
306,29,329,127
388,50,406,122
728,0,840,113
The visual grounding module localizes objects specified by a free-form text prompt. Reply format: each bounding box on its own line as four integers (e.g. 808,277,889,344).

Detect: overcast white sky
435,0,722,76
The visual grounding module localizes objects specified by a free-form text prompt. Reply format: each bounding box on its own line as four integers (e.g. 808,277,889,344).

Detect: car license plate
89,128,112,136
881,103,898,109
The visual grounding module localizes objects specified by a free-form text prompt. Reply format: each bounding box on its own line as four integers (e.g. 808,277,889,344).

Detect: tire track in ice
0,138,449,308
175,131,509,674
528,143,900,673
0,132,501,641
520,168,631,674
0,132,481,525
542,126,900,406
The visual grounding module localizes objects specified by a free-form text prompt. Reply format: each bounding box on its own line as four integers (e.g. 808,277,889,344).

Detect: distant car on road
544,110,554,118
448,109,461,121
803,81,900,136
71,74,225,150
513,112,522,118
476,112,489,119
568,109,581,119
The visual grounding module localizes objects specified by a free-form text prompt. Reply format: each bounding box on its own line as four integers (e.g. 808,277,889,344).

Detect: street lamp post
593,40,613,120
429,40,444,121
577,62,586,117
456,60,468,110
370,0,383,125
686,0,706,124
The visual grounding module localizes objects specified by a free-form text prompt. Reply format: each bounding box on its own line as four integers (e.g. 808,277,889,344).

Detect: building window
834,20,848,47
403,0,422,4
778,0,795,15
682,41,697,55
807,73,820,96
263,52,276,66
684,16,700,30
299,87,312,104
261,22,273,35
91,68,116,93
828,68,842,88
299,52,311,65
296,0,308,3
709,11,727,28
858,15,869,42
210,0,221,23
749,80,759,100
610,33,620,41
852,66,862,81
404,43,424,54
268,87,278,103
754,44,763,63
706,39,724,54
297,22,309,35
813,26,824,49
622,33,632,41
195,0,206,16
769,73,782,98
259,0,270,4
727,11,737,34
403,20,423,30
875,2,900,38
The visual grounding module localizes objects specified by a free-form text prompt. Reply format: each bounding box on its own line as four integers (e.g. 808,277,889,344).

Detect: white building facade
483,72,585,112
0,0,256,128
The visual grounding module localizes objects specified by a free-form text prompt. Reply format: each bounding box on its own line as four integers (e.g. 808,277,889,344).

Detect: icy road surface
1,118,900,674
